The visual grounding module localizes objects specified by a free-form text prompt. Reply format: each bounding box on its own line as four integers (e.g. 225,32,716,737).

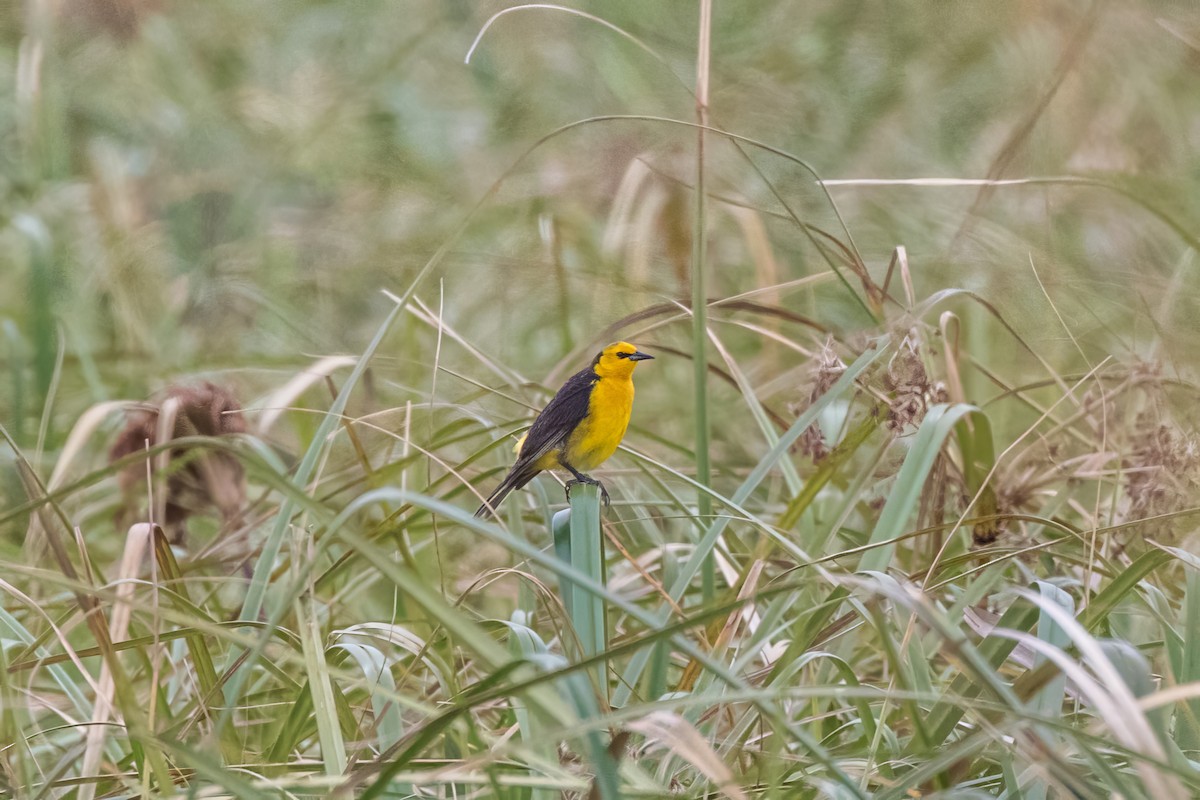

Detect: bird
475,341,654,518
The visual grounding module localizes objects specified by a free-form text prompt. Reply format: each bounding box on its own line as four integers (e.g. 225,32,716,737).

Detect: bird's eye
615,351,629,359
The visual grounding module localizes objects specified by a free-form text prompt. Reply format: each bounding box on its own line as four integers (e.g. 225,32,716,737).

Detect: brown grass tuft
1124,413,1200,536
109,382,247,542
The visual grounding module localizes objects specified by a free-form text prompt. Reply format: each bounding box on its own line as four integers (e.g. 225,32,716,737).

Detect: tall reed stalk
692,0,715,601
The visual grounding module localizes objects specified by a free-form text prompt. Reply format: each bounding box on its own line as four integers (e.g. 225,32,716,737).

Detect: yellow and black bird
475,341,654,517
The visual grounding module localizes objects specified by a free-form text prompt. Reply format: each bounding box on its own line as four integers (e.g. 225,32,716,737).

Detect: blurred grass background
5,0,1198,413
4,0,1200,797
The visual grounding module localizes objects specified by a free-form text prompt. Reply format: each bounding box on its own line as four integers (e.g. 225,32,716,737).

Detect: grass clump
3,1,1200,798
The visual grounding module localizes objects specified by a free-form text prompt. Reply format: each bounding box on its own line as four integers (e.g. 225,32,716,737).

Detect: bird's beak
628,351,654,362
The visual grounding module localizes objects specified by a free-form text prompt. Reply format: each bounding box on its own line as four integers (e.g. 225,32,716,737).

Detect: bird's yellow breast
562,376,634,472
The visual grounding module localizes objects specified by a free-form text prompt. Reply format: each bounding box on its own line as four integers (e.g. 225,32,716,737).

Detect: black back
512,366,596,470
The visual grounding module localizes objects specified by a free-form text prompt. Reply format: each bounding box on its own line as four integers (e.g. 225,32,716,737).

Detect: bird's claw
565,476,610,508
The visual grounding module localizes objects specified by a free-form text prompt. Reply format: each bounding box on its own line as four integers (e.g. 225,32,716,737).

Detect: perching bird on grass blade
475,341,654,518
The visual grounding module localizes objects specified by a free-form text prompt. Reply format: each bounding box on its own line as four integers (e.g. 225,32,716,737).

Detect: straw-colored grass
3,1,1200,798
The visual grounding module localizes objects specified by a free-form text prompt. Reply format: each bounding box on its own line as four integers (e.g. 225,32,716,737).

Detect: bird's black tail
474,465,538,518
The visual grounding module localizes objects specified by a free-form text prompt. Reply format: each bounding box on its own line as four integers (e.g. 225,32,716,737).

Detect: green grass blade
922,593,1040,747
1023,580,1073,800
295,555,348,777
777,407,882,531
239,299,404,624
554,485,606,694
332,641,404,750
692,0,714,604
858,403,988,573
0,614,38,793
2,319,26,444
504,615,560,800
151,526,241,765
1171,551,1200,753
614,340,889,707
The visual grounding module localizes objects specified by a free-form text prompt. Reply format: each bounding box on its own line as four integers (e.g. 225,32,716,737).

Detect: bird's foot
565,475,611,507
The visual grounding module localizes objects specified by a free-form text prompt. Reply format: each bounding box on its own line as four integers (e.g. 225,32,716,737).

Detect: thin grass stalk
692,0,714,602
10,215,54,423
151,527,240,764
77,522,154,800
1174,568,1200,752
614,341,889,707
3,320,26,444
221,294,409,733
4,438,174,790
858,404,989,573
504,618,560,800
237,159,501,623
294,525,348,777
1022,580,1073,800
0,626,35,794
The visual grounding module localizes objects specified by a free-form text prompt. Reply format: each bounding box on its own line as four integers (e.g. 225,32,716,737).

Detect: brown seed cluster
109,382,247,543
882,332,946,433
794,338,846,462
1123,413,1200,535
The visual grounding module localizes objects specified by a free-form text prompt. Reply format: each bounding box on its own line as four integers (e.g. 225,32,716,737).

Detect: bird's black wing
512,367,596,470
474,367,596,517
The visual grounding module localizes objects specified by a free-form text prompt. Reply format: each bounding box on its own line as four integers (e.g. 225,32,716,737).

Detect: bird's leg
564,465,611,507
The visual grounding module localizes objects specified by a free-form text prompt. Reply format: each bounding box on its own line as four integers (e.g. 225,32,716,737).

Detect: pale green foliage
3,1,1200,798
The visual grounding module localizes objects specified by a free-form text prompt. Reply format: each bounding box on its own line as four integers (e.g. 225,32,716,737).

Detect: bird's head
593,341,654,378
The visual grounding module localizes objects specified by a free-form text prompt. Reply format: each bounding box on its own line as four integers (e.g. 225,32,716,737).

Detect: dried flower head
109,381,247,542
792,338,846,463
809,339,847,401
1123,414,1200,536
883,331,932,433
